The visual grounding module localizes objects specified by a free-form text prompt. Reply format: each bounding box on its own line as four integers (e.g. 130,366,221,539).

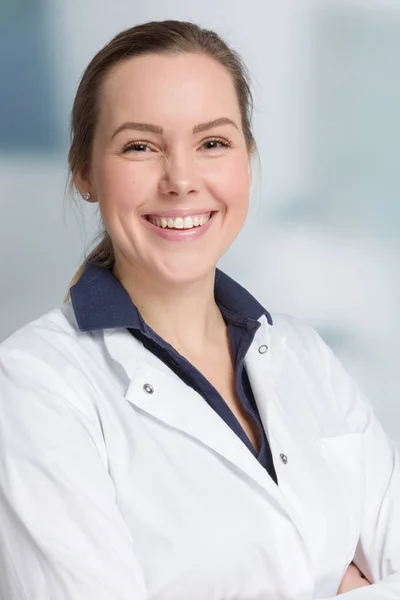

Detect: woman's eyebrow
111,122,163,139
193,117,239,134
111,117,238,140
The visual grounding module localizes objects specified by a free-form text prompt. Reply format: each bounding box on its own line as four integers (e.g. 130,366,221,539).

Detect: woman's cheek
225,174,251,213
97,164,150,212
225,156,251,197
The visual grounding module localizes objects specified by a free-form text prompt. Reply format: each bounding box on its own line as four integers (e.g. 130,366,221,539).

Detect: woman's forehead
98,53,241,129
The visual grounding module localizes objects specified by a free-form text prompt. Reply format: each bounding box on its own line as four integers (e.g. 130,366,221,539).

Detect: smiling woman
65,22,254,285
0,19,399,600
69,45,253,293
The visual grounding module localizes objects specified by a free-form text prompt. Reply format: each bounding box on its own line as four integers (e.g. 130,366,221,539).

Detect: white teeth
148,213,212,230
174,217,184,229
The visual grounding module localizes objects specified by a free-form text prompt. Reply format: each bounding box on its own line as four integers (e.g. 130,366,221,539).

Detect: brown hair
65,20,255,301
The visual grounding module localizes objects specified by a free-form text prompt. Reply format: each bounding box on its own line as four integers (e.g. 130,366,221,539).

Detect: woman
0,20,396,599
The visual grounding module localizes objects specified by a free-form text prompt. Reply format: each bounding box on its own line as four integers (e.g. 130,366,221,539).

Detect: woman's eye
201,138,230,151
122,142,152,153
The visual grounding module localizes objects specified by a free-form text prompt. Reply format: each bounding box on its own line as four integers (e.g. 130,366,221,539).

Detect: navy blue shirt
70,262,278,485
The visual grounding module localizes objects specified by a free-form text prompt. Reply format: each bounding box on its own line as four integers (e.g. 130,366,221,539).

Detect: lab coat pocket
313,433,365,567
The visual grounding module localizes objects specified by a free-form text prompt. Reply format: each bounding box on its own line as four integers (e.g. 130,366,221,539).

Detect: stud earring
82,191,91,201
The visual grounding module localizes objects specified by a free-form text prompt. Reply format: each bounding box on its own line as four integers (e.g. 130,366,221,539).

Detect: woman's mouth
145,212,214,230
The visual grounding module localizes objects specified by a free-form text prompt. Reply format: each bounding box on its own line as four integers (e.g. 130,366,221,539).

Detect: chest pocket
313,432,365,569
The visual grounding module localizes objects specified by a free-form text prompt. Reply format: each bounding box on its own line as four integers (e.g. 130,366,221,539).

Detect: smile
145,212,213,230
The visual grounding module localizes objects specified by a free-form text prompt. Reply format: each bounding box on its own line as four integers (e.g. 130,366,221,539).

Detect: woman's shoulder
268,311,325,355
0,303,110,463
0,302,110,419
0,301,93,365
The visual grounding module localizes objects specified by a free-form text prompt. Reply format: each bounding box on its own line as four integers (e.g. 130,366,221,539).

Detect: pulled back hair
65,20,255,300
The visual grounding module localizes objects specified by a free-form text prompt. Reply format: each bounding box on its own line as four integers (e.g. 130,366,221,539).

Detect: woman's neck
113,261,226,358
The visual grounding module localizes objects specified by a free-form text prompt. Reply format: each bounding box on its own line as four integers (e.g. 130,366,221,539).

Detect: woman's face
83,52,252,285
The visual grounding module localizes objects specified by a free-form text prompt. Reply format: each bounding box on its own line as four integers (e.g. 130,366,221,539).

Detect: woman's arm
337,564,371,595
0,347,148,600
314,330,400,599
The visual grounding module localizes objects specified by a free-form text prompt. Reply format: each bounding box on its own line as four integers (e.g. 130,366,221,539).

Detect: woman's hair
65,20,255,300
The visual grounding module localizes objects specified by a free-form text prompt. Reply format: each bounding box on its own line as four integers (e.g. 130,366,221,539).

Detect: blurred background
1,0,399,441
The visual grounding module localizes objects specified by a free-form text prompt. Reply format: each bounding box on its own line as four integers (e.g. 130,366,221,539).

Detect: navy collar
70,261,273,333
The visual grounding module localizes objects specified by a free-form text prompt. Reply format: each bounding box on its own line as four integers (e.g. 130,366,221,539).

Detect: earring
82,191,92,201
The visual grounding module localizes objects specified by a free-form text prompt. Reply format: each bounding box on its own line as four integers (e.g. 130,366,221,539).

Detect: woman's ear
75,164,97,203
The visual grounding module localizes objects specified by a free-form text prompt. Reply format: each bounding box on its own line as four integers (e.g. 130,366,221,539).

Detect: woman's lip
142,211,216,241
142,209,217,219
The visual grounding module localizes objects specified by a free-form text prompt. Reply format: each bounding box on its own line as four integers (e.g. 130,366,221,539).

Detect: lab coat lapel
103,324,308,537
245,316,323,554
246,316,342,564
125,357,281,498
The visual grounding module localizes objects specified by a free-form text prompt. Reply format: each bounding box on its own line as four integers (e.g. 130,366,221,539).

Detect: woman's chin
152,260,216,288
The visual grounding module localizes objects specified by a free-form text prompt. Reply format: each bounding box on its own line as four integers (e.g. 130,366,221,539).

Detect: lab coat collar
69,261,273,333
72,263,303,533
102,318,309,546
103,315,283,487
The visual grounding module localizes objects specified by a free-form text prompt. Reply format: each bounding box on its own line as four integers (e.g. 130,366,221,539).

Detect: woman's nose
158,152,200,197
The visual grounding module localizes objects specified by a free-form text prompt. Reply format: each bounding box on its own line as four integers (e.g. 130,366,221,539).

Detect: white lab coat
0,300,399,600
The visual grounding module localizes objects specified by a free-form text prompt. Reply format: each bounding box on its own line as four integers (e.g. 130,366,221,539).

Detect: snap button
280,453,288,464
143,383,154,395
258,345,268,354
